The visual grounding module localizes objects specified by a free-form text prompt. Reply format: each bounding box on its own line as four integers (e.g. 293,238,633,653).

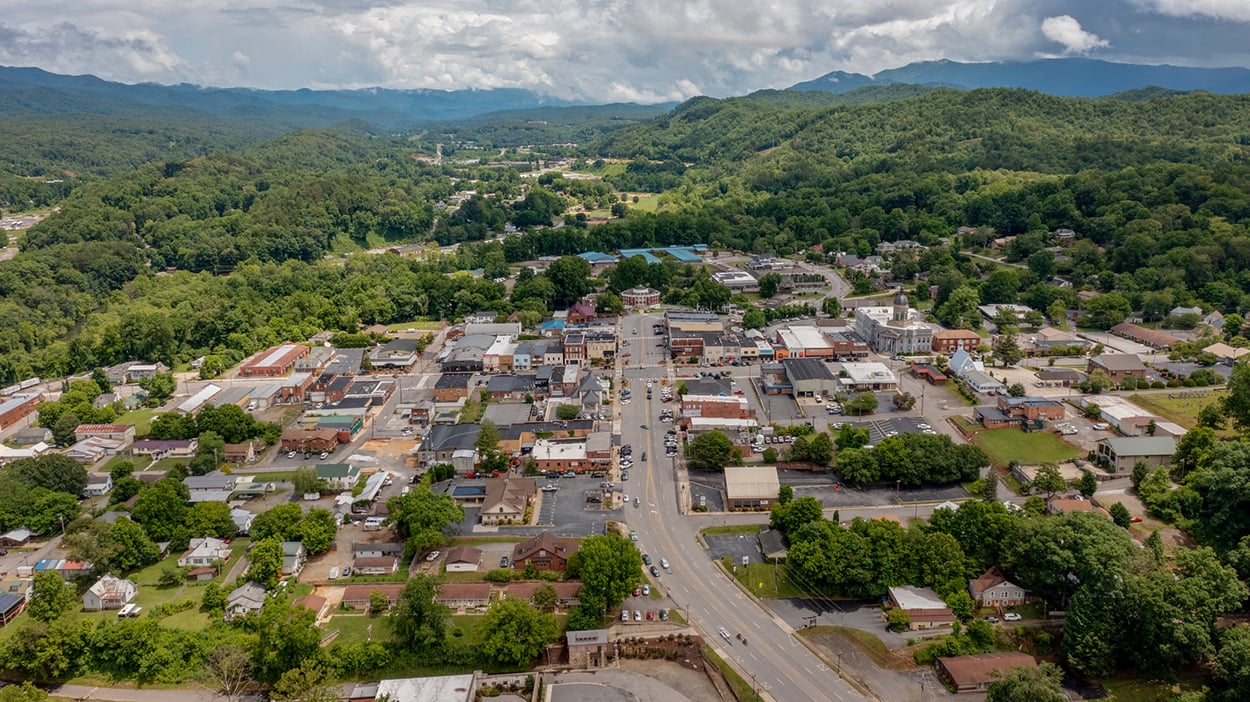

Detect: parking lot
704,533,763,564
779,471,970,508
688,474,726,512
827,416,938,444
450,474,623,538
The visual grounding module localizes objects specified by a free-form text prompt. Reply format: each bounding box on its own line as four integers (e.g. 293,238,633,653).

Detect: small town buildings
435,583,492,610
0,392,42,430
948,349,1006,395
774,326,835,358
782,358,839,397
371,339,421,369
353,556,399,575
240,344,309,377
433,373,473,402
179,537,232,567
978,304,1033,324
225,581,266,621
131,439,197,459
886,586,956,630
341,583,405,612
621,286,662,308
82,575,136,611
1035,368,1085,387
63,436,128,463
937,653,1038,694
83,473,113,497
0,527,35,548
724,466,781,510
445,545,483,572
968,567,1028,608
1110,322,1179,350
417,424,481,469
681,394,749,419
281,542,307,576
1096,436,1178,474
567,629,613,668
531,439,588,473
711,270,759,292
837,362,899,393
1047,496,1111,518
231,507,255,535
223,442,257,464
316,463,361,490
279,428,340,454
74,424,136,445
931,329,983,354
183,471,238,503
910,363,948,384
480,478,536,526
511,532,576,572
854,294,935,354
375,675,477,702
1087,354,1149,383
0,591,29,626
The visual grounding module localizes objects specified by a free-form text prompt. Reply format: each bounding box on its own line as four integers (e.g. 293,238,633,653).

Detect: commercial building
937,653,1037,694
711,270,759,292
240,344,309,377
480,478,536,526
681,394,749,419
886,586,956,630
931,329,982,354
531,439,588,473
724,466,781,510
837,362,899,393
511,532,576,572
621,286,662,308
1096,436,1178,474
0,392,42,430
781,358,839,397
1088,354,1150,383
774,326,834,358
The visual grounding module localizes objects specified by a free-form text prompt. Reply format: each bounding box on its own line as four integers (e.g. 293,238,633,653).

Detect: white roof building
775,326,833,355
532,439,587,462
178,384,222,414
838,362,899,391
375,675,476,702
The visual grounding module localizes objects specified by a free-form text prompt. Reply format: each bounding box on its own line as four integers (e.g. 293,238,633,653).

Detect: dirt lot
617,648,723,702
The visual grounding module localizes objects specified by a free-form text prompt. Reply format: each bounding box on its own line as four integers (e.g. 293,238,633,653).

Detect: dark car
500,556,510,568
649,565,660,577
641,452,647,461
642,554,652,565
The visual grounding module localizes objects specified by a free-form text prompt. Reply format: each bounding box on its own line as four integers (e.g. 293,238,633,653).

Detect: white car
1003,613,1022,621
718,626,732,640
660,558,670,570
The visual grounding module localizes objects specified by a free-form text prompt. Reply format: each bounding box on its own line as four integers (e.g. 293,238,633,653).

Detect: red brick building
0,392,42,430
932,329,983,354
240,344,309,377
680,395,749,419
511,532,577,572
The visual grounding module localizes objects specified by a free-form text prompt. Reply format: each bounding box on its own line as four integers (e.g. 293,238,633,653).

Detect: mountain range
2,58,1250,130
789,58,1250,97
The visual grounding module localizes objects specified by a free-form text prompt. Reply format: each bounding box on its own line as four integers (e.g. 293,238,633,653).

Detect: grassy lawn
703,645,764,702
1103,670,1207,702
723,559,805,599
149,456,190,473
324,612,388,645
116,407,159,436
1130,390,1229,435
701,524,762,536
386,320,445,331
973,429,1082,467
236,470,298,482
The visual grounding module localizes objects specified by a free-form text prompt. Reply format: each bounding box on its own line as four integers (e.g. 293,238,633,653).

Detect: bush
886,608,911,632
484,568,514,583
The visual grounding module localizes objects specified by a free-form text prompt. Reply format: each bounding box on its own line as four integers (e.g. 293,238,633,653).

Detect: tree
892,392,916,410
1080,293,1132,330
291,467,325,496
475,419,501,454
944,589,975,619
1031,462,1066,497
51,411,81,447
25,489,80,535
770,496,824,535
1046,300,1068,329
1216,625,1250,702
196,404,261,444
836,447,878,486
1224,361,1250,433
885,609,910,632
150,412,197,440
202,582,226,612
807,432,834,466
758,273,782,298
387,487,464,551
822,296,842,317
0,682,50,702
1006,382,1026,397
390,575,449,657
996,332,1023,367
247,538,284,588
1109,502,1132,528
742,308,766,329
369,590,390,615
1077,470,1098,499
938,286,981,329
11,454,88,495
199,354,226,379
547,256,594,308
986,662,1067,702
189,430,226,476
137,372,176,405
835,424,870,450
131,478,190,543
762,447,778,464
778,485,794,505
28,570,75,622
687,431,735,472
199,644,254,702
531,582,558,612
300,508,339,556
64,519,121,573
187,501,239,539
480,597,558,666
844,392,878,416
555,404,580,421
569,533,642,610
250,503,304,542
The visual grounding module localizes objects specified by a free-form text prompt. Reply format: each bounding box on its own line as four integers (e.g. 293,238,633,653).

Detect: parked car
500,556,510,568
642,554,652,565
660,558,670,569
634,610,642,621
650,565,660,577
622,609,630,621
1003,613,1022,621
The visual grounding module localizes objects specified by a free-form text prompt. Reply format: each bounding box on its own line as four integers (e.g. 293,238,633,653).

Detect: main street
615,312,866,702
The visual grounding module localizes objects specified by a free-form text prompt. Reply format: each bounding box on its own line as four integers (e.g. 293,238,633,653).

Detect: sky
0,0,1248,102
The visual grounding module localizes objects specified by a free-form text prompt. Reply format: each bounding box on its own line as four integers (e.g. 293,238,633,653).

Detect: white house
82,473,113,497
949,349,1007,394
82,575,137,611
230,507,255,535
225,581,266,621
178,537,232,567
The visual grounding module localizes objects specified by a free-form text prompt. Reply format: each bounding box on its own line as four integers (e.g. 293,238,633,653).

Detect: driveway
704,534,762,564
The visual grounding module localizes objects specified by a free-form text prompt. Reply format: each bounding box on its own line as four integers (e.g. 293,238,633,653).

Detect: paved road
616,312,866,702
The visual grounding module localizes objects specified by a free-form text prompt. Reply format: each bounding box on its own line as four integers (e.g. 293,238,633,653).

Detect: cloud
1041,15,1110,54
1130,0,1250,22
0,1,1243,101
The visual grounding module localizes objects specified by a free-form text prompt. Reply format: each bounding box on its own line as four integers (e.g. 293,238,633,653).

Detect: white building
711,270,760,292
837,362,899,392
854,294,935,354
179,537,231,567
82,575,137,611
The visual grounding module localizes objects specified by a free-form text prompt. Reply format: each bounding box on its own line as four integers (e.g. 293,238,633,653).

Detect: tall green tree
986,662,1067,702
28,571,75,622
390,575,449,658
480,597,558,666
567,533,641,610
387,487,464,551
687,431,736,472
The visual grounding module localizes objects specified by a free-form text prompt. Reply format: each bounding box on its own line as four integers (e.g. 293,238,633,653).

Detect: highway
617,312,866,702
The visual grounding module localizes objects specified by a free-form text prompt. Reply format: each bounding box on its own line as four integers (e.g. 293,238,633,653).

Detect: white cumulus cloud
1131,0,1250,22
1041,15,1110,54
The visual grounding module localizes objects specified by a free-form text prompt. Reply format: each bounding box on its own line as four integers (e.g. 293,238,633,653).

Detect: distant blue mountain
0,65,579,125
790,58,1250,97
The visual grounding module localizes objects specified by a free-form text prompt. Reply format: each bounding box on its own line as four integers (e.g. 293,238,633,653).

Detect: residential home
445,545,483,573
186,567,217,582
353,556,399,575
341,583,406,612
353,542,405,560
183,470,238,503
230,507,255,535
417,423,481,470
83,473,113,497
480,478,536,526
1047,496,1111,518
280,542,307,577
0,527,35,548
316,463,361,490
225,581,266,621
937,653,1038,694
223,442,257,463
82,575,137,611
886,586,956,630
63,436,128,463
293,594,327,619
968,567,1029,608
179,537,232,568
511,532,576,573
465,311,498,325
435,583,492,610
1087,354,1149,383
131,439,197,459
505,581,582,608
279,428,340,454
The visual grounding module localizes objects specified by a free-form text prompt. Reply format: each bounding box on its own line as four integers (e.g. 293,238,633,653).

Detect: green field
1129,390,1228,434
723,558,805,599
701,524,762,537
116,407,159,436
973,429,1083,467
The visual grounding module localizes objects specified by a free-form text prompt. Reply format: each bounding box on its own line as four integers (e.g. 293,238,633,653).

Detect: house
567,302,597,325
293,594,327,619
445,545,483,572
316,463,361,490
968,567,1028,608
223,442,257,464
179,537,232,567
435,583,492,610
724,466,781,510
0,527,36,548
341,583,406,611
480,478,536,526
83,473,113,497
1204,342,1250,363
567,629,612,668
759,528,789,561
281,542,307,576
63,436,128,463
231,507,255,535
1096,436,1178,474
353,543,405,560
937,653,1038,694
183,470,238,503
1047,497,1111,518
225,581,266,621
353,556,399,575
82,575,136,611
886,586,956,630
511,532,576,572
417,423,481,469
131,439,197,459
978,304,1033,324
1087,354,1149,383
